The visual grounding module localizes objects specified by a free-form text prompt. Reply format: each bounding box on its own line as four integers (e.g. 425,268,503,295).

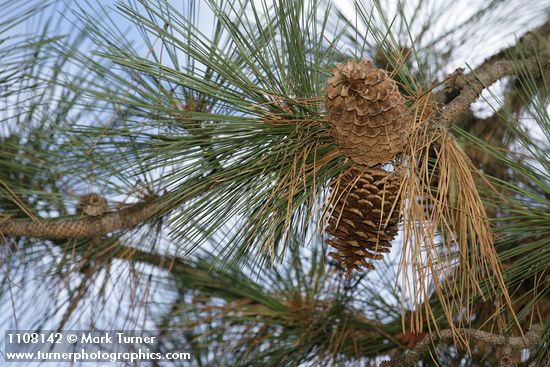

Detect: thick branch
0,198,164,239
439,57,549,126
437,19,550,126
380,324,545,367
0,174,219,240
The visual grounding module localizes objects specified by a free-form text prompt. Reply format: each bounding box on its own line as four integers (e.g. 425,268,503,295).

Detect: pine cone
327,165,402,277
325,59,410,167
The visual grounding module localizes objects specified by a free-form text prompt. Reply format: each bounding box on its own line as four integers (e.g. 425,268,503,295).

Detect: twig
380,324,546,367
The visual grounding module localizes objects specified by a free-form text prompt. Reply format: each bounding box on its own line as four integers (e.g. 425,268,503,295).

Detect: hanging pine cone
326,165,402,277
325,59,410,167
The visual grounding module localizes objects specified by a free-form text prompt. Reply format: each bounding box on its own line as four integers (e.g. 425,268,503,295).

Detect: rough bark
0,198,163,239
436,20,550,126
380,325,546,367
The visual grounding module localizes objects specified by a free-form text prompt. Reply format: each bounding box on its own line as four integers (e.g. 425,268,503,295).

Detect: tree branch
380,324,546,367
0,176,217,240
436,19,550,126
0,197,164,239
439,57,549,126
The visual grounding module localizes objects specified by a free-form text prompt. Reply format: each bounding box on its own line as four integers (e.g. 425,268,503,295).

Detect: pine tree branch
0,177,216,240
380,324,546,367
439,57,549,126
0,197,164,239
116,246,191,274
437,19,550,126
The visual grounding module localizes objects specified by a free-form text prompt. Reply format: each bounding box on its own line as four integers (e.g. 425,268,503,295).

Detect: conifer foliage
0,0,549,366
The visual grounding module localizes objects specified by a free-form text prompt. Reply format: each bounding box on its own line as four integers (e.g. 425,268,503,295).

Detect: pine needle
398,96,518,343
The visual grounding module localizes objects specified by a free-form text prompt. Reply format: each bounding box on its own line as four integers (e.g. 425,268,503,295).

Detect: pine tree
1,1,549,366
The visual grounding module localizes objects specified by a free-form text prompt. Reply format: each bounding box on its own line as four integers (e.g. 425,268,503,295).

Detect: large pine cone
325,60,409,167
327,165,402,277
